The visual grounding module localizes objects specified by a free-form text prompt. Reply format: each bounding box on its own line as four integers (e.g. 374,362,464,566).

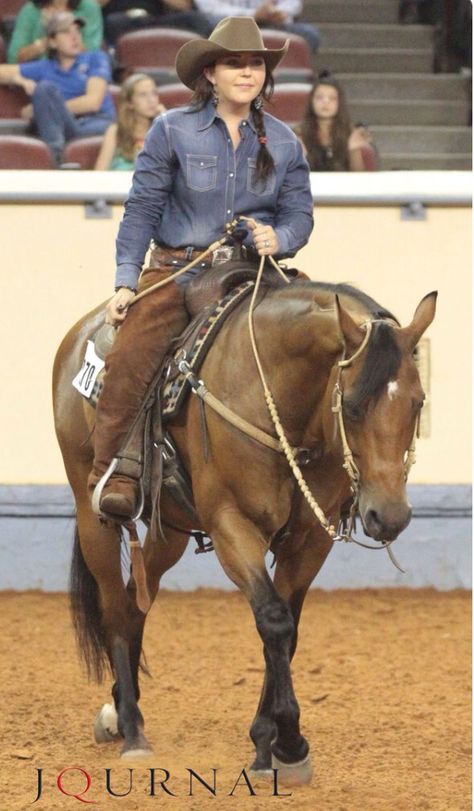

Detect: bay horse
52,277,436,784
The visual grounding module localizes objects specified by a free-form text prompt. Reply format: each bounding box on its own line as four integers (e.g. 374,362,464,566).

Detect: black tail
69,522,109,682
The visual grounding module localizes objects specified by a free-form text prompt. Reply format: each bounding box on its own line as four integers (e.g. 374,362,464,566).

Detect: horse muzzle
359,495,412,542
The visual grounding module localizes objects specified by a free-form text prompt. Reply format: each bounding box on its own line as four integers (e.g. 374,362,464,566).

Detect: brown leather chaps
88,265,190,494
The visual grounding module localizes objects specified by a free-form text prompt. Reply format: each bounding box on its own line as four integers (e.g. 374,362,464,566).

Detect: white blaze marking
387,380,399,400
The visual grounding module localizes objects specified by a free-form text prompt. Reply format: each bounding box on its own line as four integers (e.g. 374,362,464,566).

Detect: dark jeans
32,81,115,165
104,11,213,44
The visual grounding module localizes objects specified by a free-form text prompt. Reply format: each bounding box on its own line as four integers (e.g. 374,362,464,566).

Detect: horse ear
335,295,366,355
398,291,437,351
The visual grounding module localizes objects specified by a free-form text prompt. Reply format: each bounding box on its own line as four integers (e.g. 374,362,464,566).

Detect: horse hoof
121,746,154,759
271,752,313,786
94,703,120,744
249,767,274,783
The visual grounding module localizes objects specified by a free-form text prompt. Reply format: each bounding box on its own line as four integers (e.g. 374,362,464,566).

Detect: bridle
329,320,420,571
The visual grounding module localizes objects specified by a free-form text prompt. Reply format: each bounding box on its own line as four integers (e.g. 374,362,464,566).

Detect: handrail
0,169,471,206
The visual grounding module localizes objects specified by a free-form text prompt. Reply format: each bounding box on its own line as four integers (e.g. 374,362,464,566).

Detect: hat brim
175,40,289,90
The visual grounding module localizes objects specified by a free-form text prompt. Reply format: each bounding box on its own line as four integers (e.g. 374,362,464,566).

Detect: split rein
126,223,416,571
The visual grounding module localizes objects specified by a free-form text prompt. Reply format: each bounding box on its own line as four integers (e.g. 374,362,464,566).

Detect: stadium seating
115,28,201,84
262,30,314,84
62,136,104,170
0,0,24,44
0,135,54,169
268,82,312,126
157,82,192,109
0,84,30,135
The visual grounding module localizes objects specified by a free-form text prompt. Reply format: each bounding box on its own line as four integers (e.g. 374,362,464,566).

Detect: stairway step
304,0,400,24
380,152,472,170
351,99,469,126
371,125,472,152
339,73,471,101
318,23,434,49
315,48,433,73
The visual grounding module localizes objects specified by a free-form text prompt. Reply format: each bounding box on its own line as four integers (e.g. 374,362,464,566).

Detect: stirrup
91,458,145,522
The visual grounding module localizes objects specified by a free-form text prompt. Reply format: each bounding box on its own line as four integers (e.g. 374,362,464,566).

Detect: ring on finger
264,239,270,247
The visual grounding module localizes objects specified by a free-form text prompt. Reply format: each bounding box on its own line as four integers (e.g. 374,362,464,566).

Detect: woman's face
311,84,339,120
130,79,161,119
204,53,266,111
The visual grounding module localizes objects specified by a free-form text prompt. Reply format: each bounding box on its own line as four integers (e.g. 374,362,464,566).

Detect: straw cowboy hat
175,17,289,90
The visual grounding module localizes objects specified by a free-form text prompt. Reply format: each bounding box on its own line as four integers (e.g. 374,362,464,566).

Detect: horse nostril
367,508,381,530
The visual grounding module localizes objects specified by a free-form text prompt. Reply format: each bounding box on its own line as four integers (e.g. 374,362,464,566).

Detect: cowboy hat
175,17,289,90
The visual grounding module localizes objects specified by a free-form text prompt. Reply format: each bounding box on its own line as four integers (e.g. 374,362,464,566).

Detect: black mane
272,279,402,418
289,279,399,323
344,321,402,419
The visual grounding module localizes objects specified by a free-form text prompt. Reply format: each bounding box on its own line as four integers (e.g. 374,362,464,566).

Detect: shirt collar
197,99,257,133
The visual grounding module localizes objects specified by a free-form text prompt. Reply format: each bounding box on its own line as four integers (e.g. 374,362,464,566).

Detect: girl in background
95,73,165,170
298,71,376,171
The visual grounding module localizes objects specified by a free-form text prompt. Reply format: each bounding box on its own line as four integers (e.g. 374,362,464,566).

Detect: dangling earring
211,84,219,106
253,94,264,111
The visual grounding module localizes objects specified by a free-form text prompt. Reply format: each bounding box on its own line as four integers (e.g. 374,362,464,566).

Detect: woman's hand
245,219,280,256
106,288,136,326
348,125,373,152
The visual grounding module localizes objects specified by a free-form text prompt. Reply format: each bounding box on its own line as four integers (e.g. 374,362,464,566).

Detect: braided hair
191,69,275,183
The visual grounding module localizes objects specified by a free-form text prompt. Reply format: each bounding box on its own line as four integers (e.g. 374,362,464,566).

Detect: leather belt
150,244,210,268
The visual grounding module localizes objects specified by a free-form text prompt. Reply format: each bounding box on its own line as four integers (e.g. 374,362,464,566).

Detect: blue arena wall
0,484,470,591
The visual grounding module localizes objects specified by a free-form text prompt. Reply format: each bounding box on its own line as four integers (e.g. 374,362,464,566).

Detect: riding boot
88,266,190,520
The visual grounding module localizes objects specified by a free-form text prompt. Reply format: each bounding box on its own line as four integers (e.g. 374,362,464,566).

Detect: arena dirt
0,588,470,810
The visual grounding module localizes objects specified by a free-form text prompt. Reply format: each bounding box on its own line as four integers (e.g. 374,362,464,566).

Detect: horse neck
252,291,342,445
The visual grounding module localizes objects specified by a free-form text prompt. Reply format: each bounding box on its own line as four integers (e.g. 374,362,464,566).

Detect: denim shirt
115,101,314,289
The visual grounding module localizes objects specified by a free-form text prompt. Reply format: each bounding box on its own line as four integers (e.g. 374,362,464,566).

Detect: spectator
297,72,376,171
95,72,164,169
7,0,103,63
0,12,115,165
194,0,320,53
97,0,213,45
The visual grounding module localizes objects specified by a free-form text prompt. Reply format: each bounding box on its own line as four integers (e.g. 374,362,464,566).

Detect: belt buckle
212,245,233,266
185,246,194,261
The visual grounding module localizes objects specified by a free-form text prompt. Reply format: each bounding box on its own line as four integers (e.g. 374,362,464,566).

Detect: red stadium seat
156,82,192,110
268,82,312,126
0,135,54,169
263,30,314,84
116,28,201,84
0,85,31,134
0,0,25,17
0,33,5,63
108,84,120,114
62,136,104,169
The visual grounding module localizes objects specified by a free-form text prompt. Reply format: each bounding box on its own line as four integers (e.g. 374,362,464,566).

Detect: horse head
332,292,437,542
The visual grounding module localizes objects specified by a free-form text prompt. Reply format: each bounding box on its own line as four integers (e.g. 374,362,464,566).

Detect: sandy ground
0,588,470,810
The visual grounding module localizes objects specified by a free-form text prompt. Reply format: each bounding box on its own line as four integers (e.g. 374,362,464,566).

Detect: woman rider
89,16,314,521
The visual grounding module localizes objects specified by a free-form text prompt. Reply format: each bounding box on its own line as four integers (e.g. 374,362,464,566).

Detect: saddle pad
161,280,255,419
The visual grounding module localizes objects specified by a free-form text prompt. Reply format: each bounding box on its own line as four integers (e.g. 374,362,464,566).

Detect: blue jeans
32,81,115,165
205,15,321,53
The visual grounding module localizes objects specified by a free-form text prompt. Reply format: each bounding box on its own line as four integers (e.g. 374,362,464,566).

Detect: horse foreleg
249,526,333,781
208,506,310,784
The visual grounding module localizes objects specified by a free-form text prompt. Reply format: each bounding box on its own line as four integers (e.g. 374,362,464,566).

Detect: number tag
72,340,105,398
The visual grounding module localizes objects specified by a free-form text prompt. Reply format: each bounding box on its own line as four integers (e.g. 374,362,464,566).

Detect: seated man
0,12,116,165
194,0,321,53
98,0,213,45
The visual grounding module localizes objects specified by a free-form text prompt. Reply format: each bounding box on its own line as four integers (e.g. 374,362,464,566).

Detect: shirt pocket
186,154,218,192
247,157,276,197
